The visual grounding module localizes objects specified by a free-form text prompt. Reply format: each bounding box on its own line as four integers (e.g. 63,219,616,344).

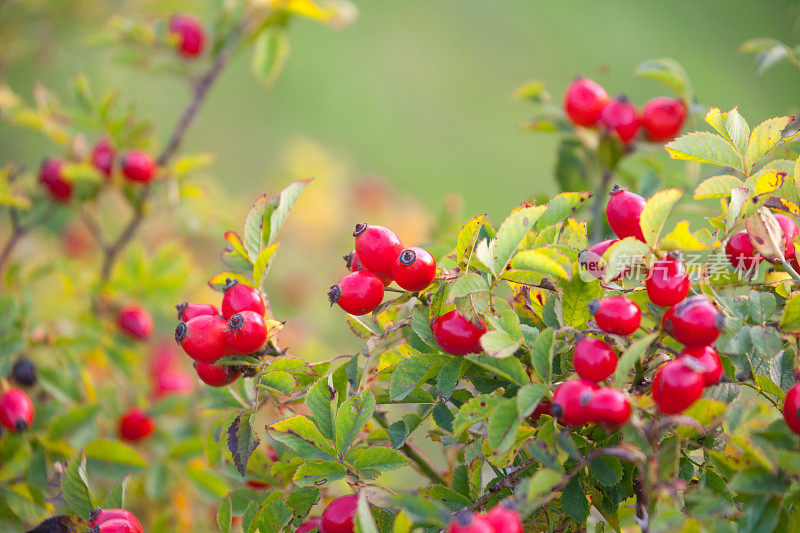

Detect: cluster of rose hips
563,76,687,144
446,502,523,533
0,358,38,434
553,185,725,426
86,508,143,533
327,224,437,315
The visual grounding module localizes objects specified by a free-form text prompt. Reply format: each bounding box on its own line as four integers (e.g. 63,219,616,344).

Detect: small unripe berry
646,253,690,307
176,301,222,322
641,97,686,142
551,379,598,426
783,383,800,436
589,296,641,336
320,494,358,533
11,357,37,387
600,95,641,144
328,271,385,316
563,76,609,127
572,336,617,382
661,295,724,348
118,408,155,442
0,388,34,432
680,345,723,386
353,223,403,279
726,230,762,272
225,311,268,354
175,315,229,363
652,358,704,414
117,304,153,340
121,150,157,183
485,501,523,533
430,310,486,356
222,279,266,319
168,14,206,58
39,158,73,202
606,185,646,241
391,247,436,291
91,138,115,177
195,362,241,387
586,387,630,426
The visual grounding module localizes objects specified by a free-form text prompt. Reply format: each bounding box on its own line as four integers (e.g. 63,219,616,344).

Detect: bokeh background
2,0,800,357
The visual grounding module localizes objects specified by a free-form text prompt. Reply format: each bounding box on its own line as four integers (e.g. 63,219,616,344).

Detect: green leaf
448,273,489,300
293,460,347,487
61,451,94,517
335,390,375,454
780,292,800,332
614,332,659,383
537,192,592,229
562,474,589,522
487,398,522,452
492,205,548,273
456,215,485,265
243,179,311,261
268,415,337,461
589,455,623,487
603,238,650,283
253,243,279,289
251,27,290,88
242,492,293,533
523,468,562,500
694,174,744,199
466,353,529,386
102,476,129,509
411,306,438,349
516,383,548,418
639,188,682,245
217,496,232,533
257,369,297,396
512,248,571,279
389,353,447,401
452,396,502,437
437,358,463,399
634,58,693,102
479,329,523,359
529,328,555,383
227,413,261,477
352,446,410,475
745,116,793,171
306,378,337,440
706,107,750,155
562,265,601,327
84,440,146,470
666,132,743,171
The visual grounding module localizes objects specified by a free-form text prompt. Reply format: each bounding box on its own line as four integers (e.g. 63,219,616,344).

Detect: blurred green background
3,0,799,220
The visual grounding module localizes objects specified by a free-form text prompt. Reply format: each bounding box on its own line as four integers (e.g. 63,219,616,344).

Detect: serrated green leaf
589,455,623,487
512,248,571,279
563,265,602,326
306,378,336,440
217,496,232,533
487,398,521,452
452,396,501,437
293,460,347,487
479,329,523,359
706,107,750,156
516,383,548,418
666,132,743,171
253,243,279,288
268,415,337,461
389,353,447,401
467,353,528,385
639,188,682,245
352,446,409,474
537,192,592,229
335,390,375,454
257,370,297,396
694,175,744,199
227,413,261,477
456,215,485,265
530,328,555,383
61,451,94,517
745,116,793,172
493,205,548,273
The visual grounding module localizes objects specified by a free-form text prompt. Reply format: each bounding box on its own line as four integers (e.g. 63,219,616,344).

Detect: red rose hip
353,223,403,279
589,296,641,336
587,387,630,426
90,509,143,533
176,314,229,363
91,138,115,177
652,358,704,414
563,76,609,127
222,279,266,319
344,250,391,286
297,517,322,533
641,97,687,142
225,310,268,354
118,408,155,442
485,502,523,533
39,158,73,202
579,238,619,280
600,95,641,144
0,388,34,432
176,302,222,322
195,362,241,387
783,383,800,435
680,345,723,386
646,253,690,307
551,379,598,426
168,14,206,58
447,511,494,533
430,310,486,356
661,295,724,348
320,494,358,533
391,247,436,291
117,304,153,340
572,336,617,382
606,185,646,241
328,271,385,316
121,150,156,183
726,230,761,272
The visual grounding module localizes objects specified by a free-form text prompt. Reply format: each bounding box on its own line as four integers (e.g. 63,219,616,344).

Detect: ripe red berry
391,247,436,291
39,158,73,202
91,138,115,178
225,311,268,354
0,388,34,432
600,95,641,144
587,387,631,426
430,310,487,356
297,517,322,533
641,97,687,142
783,383,800,435
646,253,690,307
680,345,723,386
573,336,617,382
563,77,609,127
328,271,385,316
168,14,206,58
589,296,641,336
550,379,598,426
528,400,552,423
121,150,157,183
222,279,266,319
661,295,723,348
117,304,153,340
726,230,761,272
652,358,705,414
579,239,619,280
175,315,229,363
767,213,799,263
118,408,155,442
447,511,494,533
353,223,403,279
606,185,646,241
485,502,523,533
344,250,391,286
320,494,358,533
176,301,222,322
195,362,241,387
90,509,143,533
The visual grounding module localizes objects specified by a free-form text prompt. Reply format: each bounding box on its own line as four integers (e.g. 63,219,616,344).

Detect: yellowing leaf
705,107,750,155
666,132,743,171
751,169,786,196
745,208,786,261
640,188,682,245
660,221,711,250
745,115,793,172
602,237,650,283
693,174,743,199
512,248,571,280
